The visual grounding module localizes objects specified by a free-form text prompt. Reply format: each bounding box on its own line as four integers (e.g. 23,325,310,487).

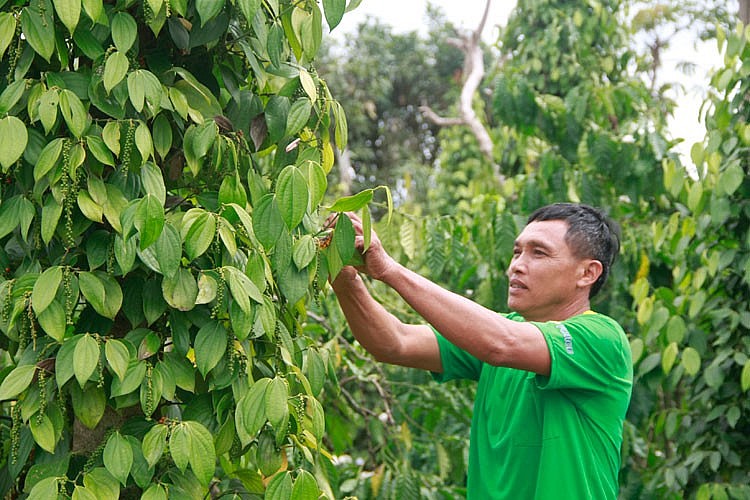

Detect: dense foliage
0,0,381,498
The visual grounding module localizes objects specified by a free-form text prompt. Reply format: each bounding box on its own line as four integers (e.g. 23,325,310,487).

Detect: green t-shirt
432,311,632,499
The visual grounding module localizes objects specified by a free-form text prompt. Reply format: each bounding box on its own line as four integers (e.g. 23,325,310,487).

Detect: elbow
482,337,516,367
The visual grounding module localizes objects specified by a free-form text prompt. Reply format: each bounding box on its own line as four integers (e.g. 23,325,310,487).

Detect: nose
507,254,525,277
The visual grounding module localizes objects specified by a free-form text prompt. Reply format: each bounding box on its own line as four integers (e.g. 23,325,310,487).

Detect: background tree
0,0,375,498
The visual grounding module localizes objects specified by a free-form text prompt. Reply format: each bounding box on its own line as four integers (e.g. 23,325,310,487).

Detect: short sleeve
532,313,632,393
430,328,483,382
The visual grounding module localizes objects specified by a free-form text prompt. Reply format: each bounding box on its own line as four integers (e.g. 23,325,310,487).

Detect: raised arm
341,213,552,376
330,266,442,372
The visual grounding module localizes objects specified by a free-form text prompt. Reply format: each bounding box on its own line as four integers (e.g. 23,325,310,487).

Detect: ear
576,259,603,289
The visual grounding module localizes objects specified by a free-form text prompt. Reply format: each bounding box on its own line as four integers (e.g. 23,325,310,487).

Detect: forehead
515,220,570,248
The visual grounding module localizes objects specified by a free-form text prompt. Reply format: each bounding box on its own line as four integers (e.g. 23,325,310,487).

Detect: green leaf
742,361,750,392
78,190,103,223
327,189,373,212
142,423,168,468
30,414,57,453
184,212,216,260
333,100,348,150
169,422,190,472
53,0,81,34
226,265,263,311
218,174,247,206
0,13,16,61
103,51,129,93
266,472,293,500
194,320,227,376
0,79,26,114
0,364,36,401
299,165,324,215
82,468,120,500
681,347,701,376
291,470,320,499
114,234,137,274
719,163,744,196
32,266,62,315
276,165,309,229
334,212,355,265
79,271,122,319
71,486,99,500
71,383,106,429
305,348,326,397
154,223,181,278
196,0,224,26
127,70,150,113
28,477,59,500
21,1,55,62
322,0,345,30
135,121,153,161
237,0,260,25
293,235,316,270
56,335,81,387
161,267,198,311
110,359,146,397
105,339,130,381
191,120,218,159
104,432,133,486
135,194,165,250
102,121,120,156
298,68,317,102
152,114,173,159
73,333,100,388
265,376,289,428
253,195,284,250
38,88,60,134
111,12,137,52
264,95,289,144
0,116,28,170
286,98,312,136
141,484,167,500
184,421,216,486
86,136,115,166
41,196,63,245
59,89,89,138
137,331,161,360
235,378,270,445
38,300,66,342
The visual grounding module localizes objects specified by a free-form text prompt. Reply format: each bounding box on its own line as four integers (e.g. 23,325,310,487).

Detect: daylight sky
332,0,724,164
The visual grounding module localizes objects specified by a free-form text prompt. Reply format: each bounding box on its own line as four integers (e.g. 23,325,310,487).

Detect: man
330,203,632,499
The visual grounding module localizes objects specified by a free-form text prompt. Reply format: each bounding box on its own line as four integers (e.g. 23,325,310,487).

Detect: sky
331,0,724,165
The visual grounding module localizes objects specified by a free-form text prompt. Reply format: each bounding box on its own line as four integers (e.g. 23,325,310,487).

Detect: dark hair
527,203,621,297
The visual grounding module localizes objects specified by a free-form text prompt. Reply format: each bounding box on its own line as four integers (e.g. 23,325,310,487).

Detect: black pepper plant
0,0,380,497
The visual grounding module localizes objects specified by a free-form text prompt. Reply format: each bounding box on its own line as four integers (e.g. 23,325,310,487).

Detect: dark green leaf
21,1,55,62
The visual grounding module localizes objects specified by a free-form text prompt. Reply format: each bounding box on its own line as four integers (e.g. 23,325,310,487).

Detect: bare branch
419,0,502,184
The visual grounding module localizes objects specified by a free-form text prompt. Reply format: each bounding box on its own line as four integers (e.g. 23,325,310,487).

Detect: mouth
508,279,527,291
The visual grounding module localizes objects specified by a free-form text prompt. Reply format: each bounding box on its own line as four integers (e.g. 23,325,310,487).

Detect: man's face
506,219,589,321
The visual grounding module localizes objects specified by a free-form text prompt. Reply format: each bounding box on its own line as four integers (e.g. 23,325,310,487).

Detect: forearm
331,270,441,371
381,262,513,365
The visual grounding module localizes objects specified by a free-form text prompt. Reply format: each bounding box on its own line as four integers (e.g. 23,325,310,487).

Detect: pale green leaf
32,266,62,315
0,116,28,170
105,339,130,381
104,432,133,485
111,12,137,52
103,51,129,93
0,364,37,401
73,333,100,388
53,0,81,34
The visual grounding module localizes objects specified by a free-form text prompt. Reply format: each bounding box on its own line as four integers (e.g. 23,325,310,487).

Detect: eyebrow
513,238,555,252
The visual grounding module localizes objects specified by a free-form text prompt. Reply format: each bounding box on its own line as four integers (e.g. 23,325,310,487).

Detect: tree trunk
741,0,750,25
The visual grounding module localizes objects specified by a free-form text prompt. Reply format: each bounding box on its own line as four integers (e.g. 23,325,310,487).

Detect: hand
338,212,398,282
